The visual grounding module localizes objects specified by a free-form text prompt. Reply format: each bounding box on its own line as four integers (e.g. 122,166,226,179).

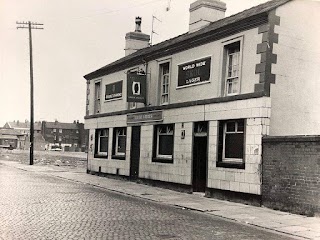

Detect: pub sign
127,73,146,103
178,57,211,87
105,81,123,100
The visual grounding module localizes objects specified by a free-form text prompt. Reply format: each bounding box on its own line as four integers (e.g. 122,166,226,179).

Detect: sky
0,0,271,126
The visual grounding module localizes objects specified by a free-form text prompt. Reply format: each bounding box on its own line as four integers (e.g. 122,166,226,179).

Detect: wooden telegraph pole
16,21,44,165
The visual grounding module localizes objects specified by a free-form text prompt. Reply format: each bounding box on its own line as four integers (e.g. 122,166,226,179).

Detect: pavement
1,159,320,240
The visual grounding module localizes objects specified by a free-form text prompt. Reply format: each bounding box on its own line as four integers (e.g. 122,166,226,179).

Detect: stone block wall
262,136,320,216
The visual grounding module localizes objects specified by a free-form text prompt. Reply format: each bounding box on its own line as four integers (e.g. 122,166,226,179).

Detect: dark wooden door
130,126,141,180
192,122,208,192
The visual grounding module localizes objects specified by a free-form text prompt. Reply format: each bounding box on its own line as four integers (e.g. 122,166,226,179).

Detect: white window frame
115,128,126,156
97,129,108,156
222,37,243,96
159,62,170,105
156,124,174,159
222,120,244,163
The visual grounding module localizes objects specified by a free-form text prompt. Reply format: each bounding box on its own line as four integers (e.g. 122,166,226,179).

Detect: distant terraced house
41,120,86,152
0,127,25,149
4,120,42,136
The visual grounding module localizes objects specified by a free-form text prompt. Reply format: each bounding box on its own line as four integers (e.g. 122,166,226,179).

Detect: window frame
112,127,127,160
221,37,243,97
94,80,101,114
217,119,245,169
94,128,109,158
152,124,174,163
159,61,171,105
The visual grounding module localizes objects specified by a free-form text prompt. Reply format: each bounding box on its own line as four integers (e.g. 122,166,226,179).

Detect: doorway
130,126,141,180
192,122,208,192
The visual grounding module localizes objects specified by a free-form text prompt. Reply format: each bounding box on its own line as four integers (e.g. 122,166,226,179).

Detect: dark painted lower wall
206,188,261,206
262,136,320,216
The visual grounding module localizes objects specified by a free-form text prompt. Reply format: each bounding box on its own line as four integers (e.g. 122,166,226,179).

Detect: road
0,163,295,240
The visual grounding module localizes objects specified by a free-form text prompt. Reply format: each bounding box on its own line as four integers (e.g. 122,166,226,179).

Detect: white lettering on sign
196,61,206,67
182,64,195,71
186,77,201,84
182,60,206,71
105,93,122,99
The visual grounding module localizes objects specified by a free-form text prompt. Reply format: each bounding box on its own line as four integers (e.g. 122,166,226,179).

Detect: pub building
84,0,320,204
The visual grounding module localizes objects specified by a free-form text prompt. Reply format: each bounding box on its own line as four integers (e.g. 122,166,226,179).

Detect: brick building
4,120,42,135
84,0,320,205
41,120,86,151
0,127,25,149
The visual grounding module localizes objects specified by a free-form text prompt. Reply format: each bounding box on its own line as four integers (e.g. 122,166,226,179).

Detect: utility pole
16,21,44,165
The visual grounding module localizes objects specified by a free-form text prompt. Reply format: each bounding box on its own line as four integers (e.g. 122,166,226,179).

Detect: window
159,62,170,105
224,41,241,96
59,129,62,133
153,124,174,163
95,129,109,158
94,81,101,114
217,119,245,168
53,128,56,133
112,127,127,159
54,135,57,141
58,136,62,142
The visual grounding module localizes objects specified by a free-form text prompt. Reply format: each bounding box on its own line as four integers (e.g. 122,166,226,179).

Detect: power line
16,21,44,166
69,0,164,21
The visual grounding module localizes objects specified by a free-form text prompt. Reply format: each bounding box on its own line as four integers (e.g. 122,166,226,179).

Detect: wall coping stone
263,135,320,143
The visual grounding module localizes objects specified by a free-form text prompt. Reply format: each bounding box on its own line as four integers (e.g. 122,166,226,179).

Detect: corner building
84,0,320,204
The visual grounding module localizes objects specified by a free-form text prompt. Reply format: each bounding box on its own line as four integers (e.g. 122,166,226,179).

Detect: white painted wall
87,27,262,115
147,28,261,106
270,0,320,136
86,96,271,195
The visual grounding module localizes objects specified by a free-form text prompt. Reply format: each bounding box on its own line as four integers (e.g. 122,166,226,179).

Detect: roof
0,135,18,140
0,128,23,136
45,122,79,130
6,121,42,130
84,0,291,80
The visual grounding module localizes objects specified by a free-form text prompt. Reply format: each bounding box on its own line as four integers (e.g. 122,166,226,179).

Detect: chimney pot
135,17,142,32
125,17,150,56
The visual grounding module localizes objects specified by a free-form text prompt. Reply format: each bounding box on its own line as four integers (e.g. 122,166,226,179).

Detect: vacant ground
0,149,87,168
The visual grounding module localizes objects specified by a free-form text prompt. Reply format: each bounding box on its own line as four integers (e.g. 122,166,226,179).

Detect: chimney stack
189,0,226,33
125,17,150,56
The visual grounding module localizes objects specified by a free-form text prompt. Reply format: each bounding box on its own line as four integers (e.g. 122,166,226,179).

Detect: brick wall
262,136,320,216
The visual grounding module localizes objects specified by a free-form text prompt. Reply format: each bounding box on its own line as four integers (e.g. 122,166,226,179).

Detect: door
130,126,141,180
192,122,208,192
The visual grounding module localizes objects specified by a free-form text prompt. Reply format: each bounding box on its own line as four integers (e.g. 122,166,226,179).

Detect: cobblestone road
0,164,295,240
